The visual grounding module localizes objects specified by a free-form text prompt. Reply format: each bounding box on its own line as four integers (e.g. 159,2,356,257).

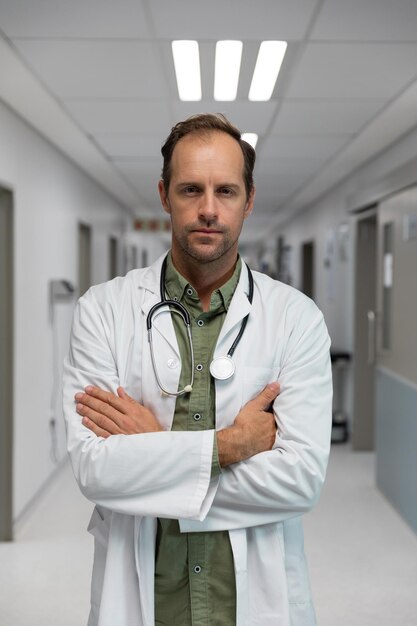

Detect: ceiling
1,0,417,241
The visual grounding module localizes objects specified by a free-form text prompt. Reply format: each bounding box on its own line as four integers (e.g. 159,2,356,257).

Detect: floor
0,445,416,626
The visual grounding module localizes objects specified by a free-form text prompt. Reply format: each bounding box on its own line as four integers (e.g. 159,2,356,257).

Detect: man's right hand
217,382,280,467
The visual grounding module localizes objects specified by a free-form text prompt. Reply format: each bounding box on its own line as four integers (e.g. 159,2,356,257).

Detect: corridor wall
269,123,417,531
0,99,129,525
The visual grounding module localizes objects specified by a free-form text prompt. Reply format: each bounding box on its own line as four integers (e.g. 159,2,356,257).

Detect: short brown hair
161,113,256,198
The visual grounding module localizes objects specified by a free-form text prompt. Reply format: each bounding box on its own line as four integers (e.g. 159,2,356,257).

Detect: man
63,113,332,626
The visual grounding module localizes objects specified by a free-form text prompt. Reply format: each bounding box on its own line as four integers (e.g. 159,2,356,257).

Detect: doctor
63,113,332,626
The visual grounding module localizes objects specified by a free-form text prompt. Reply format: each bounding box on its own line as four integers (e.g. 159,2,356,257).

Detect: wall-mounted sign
134,219,171,232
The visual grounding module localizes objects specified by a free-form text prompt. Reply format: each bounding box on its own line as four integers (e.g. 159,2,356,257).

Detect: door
0,188,13,540
109,236,118,279
301,240,314,299
78,223,91,296
352,211,377,450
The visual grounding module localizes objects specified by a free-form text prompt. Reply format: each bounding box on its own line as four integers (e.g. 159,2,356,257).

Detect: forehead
170,131,245,181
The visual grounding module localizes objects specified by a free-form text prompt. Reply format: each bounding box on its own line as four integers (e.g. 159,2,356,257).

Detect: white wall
0,100,131,521
125,230,170,270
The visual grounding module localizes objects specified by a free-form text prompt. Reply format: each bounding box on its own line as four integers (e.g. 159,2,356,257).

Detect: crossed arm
75,382,280,467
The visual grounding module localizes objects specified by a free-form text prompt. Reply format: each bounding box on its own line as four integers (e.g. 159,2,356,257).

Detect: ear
158,180,171,215
244,186,255,219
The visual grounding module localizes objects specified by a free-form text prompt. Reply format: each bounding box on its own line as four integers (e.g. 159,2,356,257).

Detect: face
158,131,255,270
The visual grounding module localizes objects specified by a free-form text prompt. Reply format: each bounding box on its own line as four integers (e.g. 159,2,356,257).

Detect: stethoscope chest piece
210,355,235,381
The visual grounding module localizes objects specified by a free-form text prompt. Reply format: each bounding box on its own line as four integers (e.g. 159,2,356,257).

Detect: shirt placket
187,307,213,625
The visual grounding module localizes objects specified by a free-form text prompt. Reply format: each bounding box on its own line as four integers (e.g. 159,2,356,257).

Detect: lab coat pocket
87,504,111,549
241,365,279,402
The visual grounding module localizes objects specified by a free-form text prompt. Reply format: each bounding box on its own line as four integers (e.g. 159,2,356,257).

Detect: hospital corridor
1,1,417,625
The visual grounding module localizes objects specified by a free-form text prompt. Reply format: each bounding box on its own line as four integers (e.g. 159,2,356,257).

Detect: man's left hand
75,386,163,438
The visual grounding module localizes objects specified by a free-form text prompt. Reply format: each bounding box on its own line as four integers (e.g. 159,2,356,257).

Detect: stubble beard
174,225,238,265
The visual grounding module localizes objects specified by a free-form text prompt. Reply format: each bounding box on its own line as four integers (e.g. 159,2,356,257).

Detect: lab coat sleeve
180,304,332,533
63,286,217,520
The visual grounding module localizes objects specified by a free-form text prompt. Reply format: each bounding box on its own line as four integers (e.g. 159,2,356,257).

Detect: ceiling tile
0,0,151,37
14,40,168,99
271,99,386,135
253,189,295,211
286,43,417,99
312,0,417,42
150,0,318,40
94,133,163,159
64,100,171,133
260,134,350,160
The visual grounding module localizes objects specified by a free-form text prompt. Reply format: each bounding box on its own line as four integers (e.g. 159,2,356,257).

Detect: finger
82,415,111,439
84,386,129,414
252,382,280,410
75,393,125,427
76,402,123,435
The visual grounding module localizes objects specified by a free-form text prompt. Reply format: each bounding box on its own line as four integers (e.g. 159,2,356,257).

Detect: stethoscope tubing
146,255,253,395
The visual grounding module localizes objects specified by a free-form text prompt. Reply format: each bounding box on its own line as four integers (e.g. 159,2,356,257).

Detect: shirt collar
164,252,241,313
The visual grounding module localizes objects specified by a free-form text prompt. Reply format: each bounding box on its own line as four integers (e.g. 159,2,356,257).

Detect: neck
170,249,238,312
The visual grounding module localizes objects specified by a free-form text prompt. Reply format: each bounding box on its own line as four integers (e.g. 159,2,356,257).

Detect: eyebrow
174,182,242,191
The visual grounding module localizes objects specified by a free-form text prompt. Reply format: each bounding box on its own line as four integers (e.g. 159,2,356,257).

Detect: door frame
352,207,377,450
0,188,14,540
301,239,315,299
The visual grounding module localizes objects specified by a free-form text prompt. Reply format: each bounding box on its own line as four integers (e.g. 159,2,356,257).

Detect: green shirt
154,253,242,626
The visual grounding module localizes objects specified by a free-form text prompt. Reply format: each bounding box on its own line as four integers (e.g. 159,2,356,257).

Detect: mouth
192,228,222,235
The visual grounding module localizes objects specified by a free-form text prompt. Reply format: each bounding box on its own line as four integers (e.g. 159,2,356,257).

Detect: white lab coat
63,253,332,626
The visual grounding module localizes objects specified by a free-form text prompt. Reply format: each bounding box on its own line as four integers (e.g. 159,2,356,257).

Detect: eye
182,185,200,195
218,187,234,196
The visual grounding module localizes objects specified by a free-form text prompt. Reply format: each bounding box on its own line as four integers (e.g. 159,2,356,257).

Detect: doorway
109,236,118,279
301,240,315,299
352,211,377,450
0,188,13,540
78,223,91,297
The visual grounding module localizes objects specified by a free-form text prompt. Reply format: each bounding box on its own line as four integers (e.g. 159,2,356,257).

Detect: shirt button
193,565,202,574
196,363,203,372
186,288,193,296
197,319,204,327
167,358,179,369
193,413,202,421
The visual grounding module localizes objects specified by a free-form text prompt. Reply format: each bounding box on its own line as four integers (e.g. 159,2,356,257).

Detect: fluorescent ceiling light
172,40,202,101
214,40,243,101
249,41,287,101
241,133,258,149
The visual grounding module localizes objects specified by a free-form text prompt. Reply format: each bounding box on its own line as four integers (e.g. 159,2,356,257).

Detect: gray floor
0,445,416,626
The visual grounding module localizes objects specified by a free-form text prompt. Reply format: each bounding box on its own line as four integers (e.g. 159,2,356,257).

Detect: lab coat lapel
138,255,180,360
214,264,253,431
214,263,252,358
136,256,181,430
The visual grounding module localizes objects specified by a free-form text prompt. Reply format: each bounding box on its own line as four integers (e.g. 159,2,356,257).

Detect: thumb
253,382,280,410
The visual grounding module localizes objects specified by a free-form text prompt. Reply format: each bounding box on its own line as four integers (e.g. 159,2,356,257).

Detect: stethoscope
146,256,254,397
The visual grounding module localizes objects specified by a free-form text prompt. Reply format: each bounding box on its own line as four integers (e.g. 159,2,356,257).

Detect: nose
198,190,218,222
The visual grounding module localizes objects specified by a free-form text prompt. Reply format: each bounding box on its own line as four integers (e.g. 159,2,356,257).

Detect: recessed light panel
172,40,202,101
241,133,258,149
249,41,287,101
214,40,243,101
